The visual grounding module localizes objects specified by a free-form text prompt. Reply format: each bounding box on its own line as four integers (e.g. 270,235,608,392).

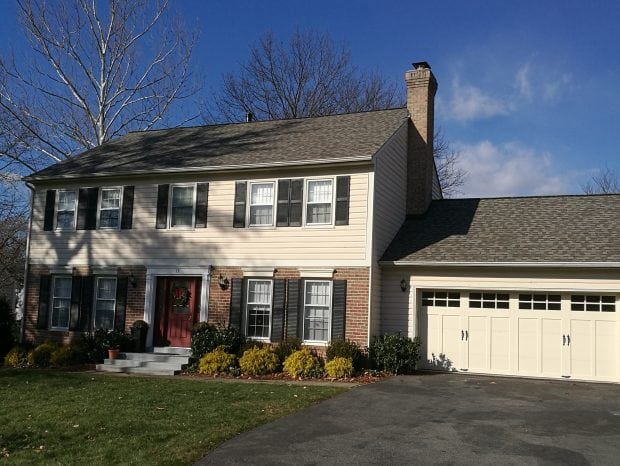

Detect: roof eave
379,260,620,268
24,155,374,183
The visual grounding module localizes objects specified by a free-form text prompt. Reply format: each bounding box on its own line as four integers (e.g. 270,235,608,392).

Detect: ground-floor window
94,277,118,330
303,280,331,343
50,275,72,330
246,279,272,339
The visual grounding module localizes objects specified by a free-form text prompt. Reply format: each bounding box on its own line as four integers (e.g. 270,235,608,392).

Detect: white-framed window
248,181,275,227
56,190,77,230
303,280,332,343
422,291,460,307
571,295,616,312
305,179,334,226
98,187,122,229
469,292,509,309
245,279,272,339
94,277,117,330
170,184,196,228
519,293,561,311
50,275,72,330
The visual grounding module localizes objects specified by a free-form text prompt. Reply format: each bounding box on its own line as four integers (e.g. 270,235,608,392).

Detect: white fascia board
379,261,620,268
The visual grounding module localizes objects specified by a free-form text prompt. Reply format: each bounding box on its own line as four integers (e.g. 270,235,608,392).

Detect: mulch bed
179,370,388,385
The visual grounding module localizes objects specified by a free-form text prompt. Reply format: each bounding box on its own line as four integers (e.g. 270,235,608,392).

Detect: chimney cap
412,61,431,70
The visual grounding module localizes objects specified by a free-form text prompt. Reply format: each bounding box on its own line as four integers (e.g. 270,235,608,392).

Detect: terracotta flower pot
108,348,120,360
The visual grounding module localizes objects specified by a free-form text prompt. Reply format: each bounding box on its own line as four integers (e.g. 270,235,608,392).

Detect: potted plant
130,320,149,352
105,330,129,360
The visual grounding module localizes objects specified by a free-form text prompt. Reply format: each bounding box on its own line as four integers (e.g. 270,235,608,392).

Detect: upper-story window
56,190,77,230
98,188,122,229
249,182,275,227
305,179,333,225
170,185,195,228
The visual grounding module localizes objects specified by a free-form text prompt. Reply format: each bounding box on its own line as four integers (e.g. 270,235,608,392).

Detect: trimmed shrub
191,323,245,359
368,334,421,374
28,342,59,367
273,337,301,365
104,330,132,351
326,339,364,370
74,329,108,363
283,348,320,378
0,296,15,360
198,347,238,375
4,345,29,368
50,345,81,367
325,356,354,378
239,346,279,376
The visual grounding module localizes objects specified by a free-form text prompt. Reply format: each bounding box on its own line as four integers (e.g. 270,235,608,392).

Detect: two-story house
22,62,620,383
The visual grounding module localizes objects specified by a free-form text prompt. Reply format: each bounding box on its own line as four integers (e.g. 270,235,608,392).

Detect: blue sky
2,0,619,197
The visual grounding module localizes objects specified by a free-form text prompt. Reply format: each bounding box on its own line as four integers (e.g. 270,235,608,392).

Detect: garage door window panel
519,294,561,311
422,291,460,307
571,295,616,313
470,292,509,310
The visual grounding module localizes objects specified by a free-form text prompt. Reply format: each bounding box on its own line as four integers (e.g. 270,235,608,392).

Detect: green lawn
0,370,346,465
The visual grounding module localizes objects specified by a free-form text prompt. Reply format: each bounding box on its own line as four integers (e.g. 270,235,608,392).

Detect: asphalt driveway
198,373,620,465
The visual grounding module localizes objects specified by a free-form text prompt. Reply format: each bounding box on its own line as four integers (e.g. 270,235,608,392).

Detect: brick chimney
406,61,438,215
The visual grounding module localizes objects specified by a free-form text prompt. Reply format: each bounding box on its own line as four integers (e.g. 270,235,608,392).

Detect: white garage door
420,290,619,382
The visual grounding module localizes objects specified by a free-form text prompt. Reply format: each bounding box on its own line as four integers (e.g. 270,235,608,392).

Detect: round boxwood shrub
283,348,320,378
28,342,59,367
239,346,279,376
198,347,238,375
4,345,29,368
368,334,421,374
50,345,81,367
326,339,364,370
325,356,354,378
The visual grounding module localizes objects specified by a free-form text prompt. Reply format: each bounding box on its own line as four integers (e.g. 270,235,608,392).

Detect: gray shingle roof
26,108,409,181
382,195,620,264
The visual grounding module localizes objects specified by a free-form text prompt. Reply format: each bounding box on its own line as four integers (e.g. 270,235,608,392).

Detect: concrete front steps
96,347,191,376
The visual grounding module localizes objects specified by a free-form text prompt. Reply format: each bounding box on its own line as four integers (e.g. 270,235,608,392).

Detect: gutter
379,261,620,268
24,155,373,183
20,182,35,343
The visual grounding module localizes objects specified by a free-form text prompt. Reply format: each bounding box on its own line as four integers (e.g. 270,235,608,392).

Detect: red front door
154,277,200,347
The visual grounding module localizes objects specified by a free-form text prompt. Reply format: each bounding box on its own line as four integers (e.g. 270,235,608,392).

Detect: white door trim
143,265,211,349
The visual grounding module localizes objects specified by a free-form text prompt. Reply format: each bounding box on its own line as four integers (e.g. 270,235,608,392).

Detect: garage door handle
465,330,469,341
567,335,570,346
461,330,464,341
563,335,566,346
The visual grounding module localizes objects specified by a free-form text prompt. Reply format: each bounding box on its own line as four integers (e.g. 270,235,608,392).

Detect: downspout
20,182,35,343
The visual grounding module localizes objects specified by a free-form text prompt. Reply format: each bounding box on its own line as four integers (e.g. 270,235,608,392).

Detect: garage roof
381,194,620,265
25,107,408,181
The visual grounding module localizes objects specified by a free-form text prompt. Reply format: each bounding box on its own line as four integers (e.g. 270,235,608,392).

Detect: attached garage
379,195,620,384
419,289,619,382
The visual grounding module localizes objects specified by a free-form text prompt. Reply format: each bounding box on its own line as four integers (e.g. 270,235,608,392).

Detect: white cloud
543,73,573,101
515,64,532,98
453,140,577,197
447,78,510,122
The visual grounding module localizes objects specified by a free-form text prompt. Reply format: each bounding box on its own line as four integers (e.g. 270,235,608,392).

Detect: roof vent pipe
246,112,254,123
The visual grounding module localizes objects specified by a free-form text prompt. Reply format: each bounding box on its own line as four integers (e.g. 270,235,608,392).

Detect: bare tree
0,0,199,174
581,166,620,194
434,128,467,197
210,29,401,122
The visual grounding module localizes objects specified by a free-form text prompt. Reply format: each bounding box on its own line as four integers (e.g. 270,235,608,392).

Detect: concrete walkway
197,373,620,465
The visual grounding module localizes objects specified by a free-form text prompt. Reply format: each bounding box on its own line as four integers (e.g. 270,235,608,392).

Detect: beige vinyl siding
29,166,372,267
371,122,408,262
380,265,620,339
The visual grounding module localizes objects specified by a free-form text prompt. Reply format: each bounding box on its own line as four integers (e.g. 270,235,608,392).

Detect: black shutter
195,182,209,228
335,176,350,226
271,279,286,342
37,275,51,329
120,186,135,230
286,279,301,339
43,190,56,231
69,276,83,331
276,179,290,227
79,276,94,332
76,187,99,230
114,276,129,332
289,179,303,227
156,184,169,229
233,182,247,228
229,278,244,330
331,280,347,340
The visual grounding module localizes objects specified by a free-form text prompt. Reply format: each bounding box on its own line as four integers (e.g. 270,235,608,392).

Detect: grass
0,369,346,465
